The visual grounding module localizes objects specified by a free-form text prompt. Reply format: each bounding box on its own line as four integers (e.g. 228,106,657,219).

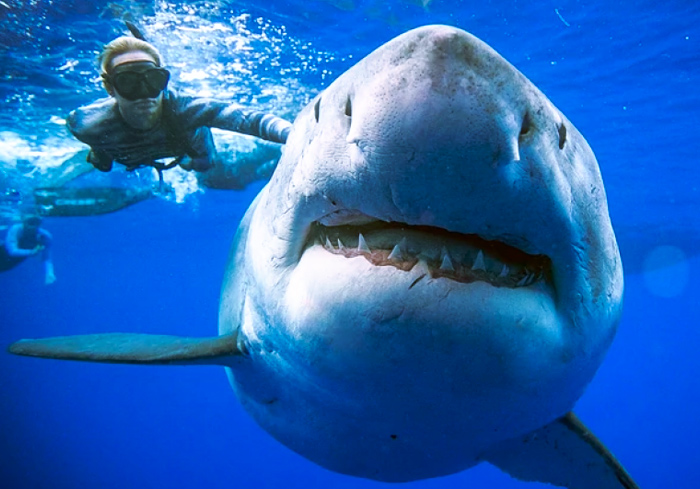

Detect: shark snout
340,33,535,175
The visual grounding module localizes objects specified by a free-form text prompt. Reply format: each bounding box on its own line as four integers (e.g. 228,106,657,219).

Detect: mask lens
144,69,170,93
112,72,141,98
112,68,170,100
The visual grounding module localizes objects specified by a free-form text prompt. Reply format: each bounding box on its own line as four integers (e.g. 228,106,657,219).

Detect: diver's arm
178,97,292,144
4,225,38,257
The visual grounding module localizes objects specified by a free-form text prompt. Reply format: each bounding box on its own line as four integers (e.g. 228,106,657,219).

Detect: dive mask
105,64,170,101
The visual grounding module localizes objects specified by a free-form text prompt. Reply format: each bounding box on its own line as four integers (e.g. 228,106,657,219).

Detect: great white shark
9,25,639,488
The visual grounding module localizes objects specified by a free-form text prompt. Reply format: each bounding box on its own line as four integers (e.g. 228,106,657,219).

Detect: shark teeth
312,223,550,289
357,233,371,253
471,250,486,271
388,243,403,261
387,237,407,262
440,247,454,271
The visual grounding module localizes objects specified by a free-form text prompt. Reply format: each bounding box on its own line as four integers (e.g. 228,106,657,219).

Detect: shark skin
9,25,638,488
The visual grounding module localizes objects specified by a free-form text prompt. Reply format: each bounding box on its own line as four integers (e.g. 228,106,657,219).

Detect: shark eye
345,97,352,118
314,97,321,123
558,122,567,149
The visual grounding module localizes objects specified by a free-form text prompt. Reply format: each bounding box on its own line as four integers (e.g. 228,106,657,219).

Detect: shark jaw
305,218,553,289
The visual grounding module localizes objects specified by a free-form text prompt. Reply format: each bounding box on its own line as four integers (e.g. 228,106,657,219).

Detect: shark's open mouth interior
305,221,552,288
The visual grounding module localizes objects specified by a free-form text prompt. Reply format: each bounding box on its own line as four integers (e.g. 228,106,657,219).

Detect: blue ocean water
0,1,698,488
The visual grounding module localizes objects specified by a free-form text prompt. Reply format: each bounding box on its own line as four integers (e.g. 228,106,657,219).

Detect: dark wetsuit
0,224,52,272
66,89,292,172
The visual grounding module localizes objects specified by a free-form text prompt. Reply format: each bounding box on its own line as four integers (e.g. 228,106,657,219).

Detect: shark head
220,25,624,481
9,25,633,487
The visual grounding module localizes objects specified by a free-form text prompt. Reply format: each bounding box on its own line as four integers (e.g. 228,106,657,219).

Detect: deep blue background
1,1,699,488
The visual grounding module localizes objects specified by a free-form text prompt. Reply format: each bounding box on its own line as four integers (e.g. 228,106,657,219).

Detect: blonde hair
99,36,164,75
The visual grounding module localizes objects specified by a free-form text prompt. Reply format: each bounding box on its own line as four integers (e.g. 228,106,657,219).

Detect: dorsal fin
8,333,242,366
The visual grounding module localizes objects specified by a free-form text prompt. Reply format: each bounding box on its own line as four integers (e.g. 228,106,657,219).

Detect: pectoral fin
8,332,241,366
484,412,639,489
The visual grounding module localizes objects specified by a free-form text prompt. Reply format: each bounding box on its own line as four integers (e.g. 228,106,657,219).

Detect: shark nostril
519,111,532,138
314,97,321,123
345,97,352,118
558,122,567,149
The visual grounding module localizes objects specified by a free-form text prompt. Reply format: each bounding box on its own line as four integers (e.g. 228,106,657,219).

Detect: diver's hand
280,125,291,144
178,155,212,172
178,155,194,171
87,149,113,172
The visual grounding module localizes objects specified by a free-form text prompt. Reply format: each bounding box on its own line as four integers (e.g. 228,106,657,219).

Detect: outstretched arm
178,97,293,144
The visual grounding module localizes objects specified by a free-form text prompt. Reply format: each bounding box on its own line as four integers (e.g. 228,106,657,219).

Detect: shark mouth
305,221,552,288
